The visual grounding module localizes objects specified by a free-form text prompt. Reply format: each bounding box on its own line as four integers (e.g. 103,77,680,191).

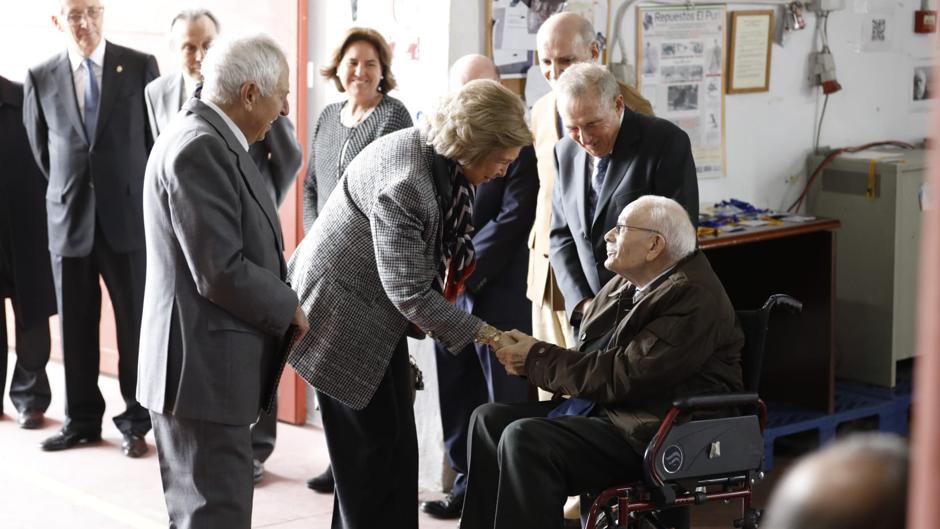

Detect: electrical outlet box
811,0,845,12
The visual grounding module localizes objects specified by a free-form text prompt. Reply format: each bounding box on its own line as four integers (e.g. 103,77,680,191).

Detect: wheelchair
584,294,803,529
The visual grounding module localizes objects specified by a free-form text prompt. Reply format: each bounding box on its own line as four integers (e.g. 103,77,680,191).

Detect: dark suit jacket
525,251,744,454
137,98,298,425
456,145,538,326
0,76,56,327
549,108,699,318
22,41,159,257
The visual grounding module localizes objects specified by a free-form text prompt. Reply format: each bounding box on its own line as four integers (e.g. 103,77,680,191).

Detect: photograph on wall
489,0,609,79
637,4,727,179
911,61,934,112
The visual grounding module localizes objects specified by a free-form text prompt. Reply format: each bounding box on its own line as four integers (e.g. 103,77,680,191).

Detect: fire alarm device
916,0,937,33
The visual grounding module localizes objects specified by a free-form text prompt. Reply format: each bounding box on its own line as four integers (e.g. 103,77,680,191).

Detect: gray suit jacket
22,41,159,257
550,108,699,319
288,128,483,410
145,72,302,207
137,98,299,425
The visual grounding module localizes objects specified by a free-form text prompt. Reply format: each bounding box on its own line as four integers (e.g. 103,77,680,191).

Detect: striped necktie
587,155,610,221
83,58,99,143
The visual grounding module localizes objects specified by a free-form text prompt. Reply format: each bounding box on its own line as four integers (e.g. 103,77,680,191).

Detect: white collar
202,98,249,152
68,39,106,72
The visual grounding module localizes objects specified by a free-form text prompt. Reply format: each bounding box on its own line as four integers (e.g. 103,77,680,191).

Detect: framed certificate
727,10,774,94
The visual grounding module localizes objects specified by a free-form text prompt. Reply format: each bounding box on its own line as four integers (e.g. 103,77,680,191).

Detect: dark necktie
83,58,99,143
587,155,610,221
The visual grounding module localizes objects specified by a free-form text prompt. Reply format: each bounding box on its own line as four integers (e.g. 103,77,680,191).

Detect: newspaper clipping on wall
637,5,726,179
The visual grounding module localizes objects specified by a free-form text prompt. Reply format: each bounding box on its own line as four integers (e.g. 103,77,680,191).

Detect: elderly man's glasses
65,7,104,25
615,224,662,236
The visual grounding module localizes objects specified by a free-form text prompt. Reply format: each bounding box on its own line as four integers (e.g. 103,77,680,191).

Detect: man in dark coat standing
22,0,159,457
0,75,57,430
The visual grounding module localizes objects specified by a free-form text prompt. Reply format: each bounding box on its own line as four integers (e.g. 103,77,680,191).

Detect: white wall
307,0,452,125
451,0,935,211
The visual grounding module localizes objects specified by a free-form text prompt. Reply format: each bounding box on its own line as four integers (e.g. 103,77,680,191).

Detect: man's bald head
535,12,599,84
763,433,908,529
449,54,500,89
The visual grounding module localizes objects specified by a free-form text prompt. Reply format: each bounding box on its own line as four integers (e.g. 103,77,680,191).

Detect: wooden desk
699,218,841,413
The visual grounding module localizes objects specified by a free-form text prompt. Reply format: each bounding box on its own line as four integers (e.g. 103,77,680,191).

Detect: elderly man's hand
494,330,539,376
290,304,310,348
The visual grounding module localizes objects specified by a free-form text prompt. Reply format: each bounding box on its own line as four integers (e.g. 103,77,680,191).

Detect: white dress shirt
201,98,249,152
67,40,106,120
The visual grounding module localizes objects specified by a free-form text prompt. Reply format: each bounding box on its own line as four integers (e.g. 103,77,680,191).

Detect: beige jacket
526,82,654,310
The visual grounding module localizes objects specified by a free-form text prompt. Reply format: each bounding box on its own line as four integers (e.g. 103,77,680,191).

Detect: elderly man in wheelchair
460,195,781,529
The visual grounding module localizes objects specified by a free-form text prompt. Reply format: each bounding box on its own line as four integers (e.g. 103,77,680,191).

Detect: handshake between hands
490,330,539,376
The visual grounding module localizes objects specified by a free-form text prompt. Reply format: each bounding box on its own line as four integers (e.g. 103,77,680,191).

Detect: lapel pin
116,65,124,73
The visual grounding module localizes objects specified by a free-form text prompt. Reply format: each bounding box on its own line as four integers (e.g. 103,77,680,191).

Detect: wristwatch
474,323,502,347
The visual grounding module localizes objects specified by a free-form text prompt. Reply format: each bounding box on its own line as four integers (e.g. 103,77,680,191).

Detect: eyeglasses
614,224,662,237
64,6,104,25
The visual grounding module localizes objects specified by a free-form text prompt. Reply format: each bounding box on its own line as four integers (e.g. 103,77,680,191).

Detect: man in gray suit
23,0,159,457
144,8,303,482
138,34,308,528
549,63,698,330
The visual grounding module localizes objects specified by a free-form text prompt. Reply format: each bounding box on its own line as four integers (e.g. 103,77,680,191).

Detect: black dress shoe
17,410,44,430
40,429,102,451
253,459,264,483
420,492,464,519
306,464,335,493
121,433,148,458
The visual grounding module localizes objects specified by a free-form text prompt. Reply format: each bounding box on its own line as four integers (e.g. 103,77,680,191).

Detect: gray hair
170,8,219,32
763,433,908,529
200,34,286,106
555,62,619,110
424,79,533,167
627,196,696,261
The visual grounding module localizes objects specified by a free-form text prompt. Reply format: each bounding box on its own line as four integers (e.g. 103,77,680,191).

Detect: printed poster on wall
637,5,726,179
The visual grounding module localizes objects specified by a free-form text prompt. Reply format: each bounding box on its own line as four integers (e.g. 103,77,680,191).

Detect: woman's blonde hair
320,27,397,93
424,79,533,167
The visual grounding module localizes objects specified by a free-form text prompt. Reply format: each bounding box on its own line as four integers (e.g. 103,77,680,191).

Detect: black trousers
317,336,417,529
0,299,51,414
434,337,530,497
461,401,646,529
50,227,149,435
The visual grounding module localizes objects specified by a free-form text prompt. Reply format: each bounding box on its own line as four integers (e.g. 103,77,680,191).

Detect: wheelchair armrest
672,392,759,410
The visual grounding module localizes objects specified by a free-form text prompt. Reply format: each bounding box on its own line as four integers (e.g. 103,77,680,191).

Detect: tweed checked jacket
288,128,485,410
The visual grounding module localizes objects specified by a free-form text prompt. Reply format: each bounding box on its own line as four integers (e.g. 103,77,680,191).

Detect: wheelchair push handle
763,293,802,314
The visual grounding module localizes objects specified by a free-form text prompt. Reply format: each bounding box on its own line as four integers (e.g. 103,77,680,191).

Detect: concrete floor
2,351,786,528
